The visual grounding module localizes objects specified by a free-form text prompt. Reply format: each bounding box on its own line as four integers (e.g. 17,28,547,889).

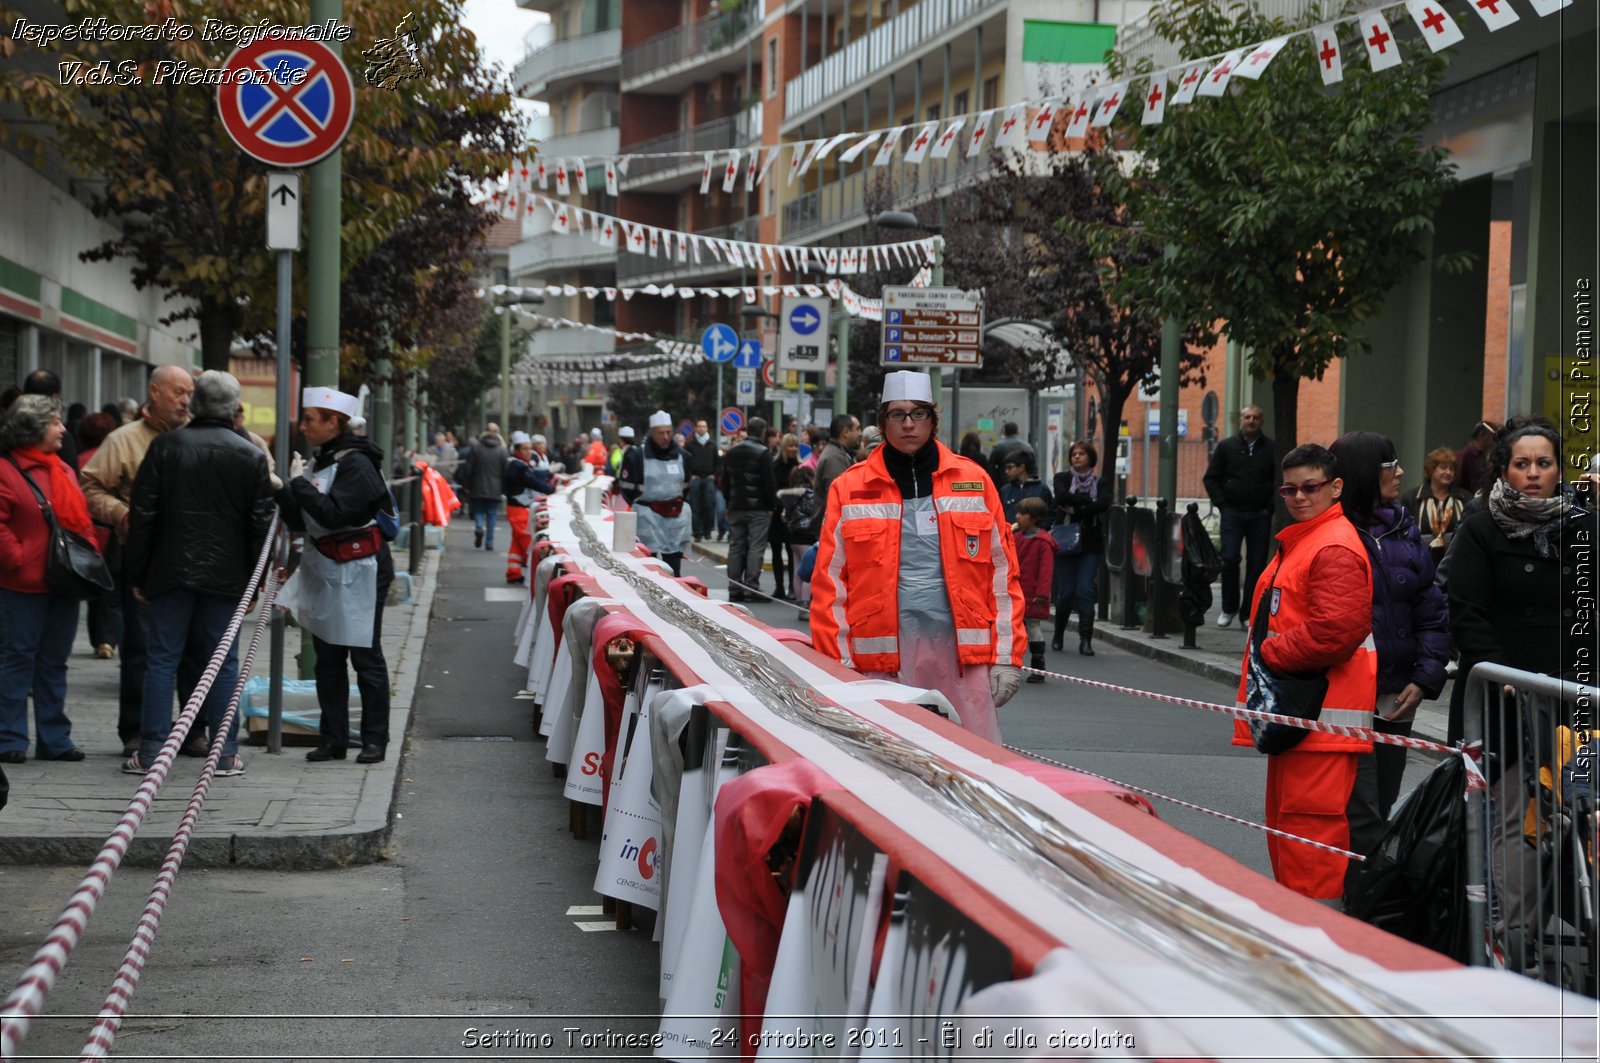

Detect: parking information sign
217,38,355,168
777,296,829,373
880,286,984,368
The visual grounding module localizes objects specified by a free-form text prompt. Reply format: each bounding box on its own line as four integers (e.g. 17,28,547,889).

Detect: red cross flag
573,157,588,196
1090,83,1126,128
1404,1,1464,50
1467,0,1520,31
699,152,713,194
1359,8,1403,72
965,110,993,158
551,202,570,234
604,161,618,196
1172,62,1207,105
501,191,516,219
872,126,907,166
1526,0,1571,14
1313,23,1344,85
627,223,646,253
647,226,660,257
1141,74,1168,125
1196,48,1246,97
996,104,1027,149
677,232,689,263
597,218,616,247
1063,97,1093,138
744,147,760,189
825,248,840,273
1029,98,1059,138
903,121,940,163
1232,36,1290,80
787,142,807,184
554,160,570,196
722,149,741,193
930,117,965,158
536,157,548,189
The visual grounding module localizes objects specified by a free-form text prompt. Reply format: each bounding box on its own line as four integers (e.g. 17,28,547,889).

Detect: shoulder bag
1050,521,1083,557
1243,566,1329,755
3,454,115,600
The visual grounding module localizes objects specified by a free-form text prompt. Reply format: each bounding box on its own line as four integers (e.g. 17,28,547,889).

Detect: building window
925,103,940,122
766,38,779,98
953,90,968,117
983,75,999,110
765,183,775,216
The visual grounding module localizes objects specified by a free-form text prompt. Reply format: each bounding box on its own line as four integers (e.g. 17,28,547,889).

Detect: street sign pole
832,302,850,419
269,245,291,755
929,245,944,426
307,0,343,392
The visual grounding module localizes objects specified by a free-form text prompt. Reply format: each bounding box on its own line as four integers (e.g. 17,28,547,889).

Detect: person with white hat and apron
278,387,394,764
810,371,1028,742
503,430,554,584
617,411,691,575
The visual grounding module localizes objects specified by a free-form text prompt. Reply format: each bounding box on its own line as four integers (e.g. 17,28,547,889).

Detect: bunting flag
536,157,548,189
744,148,760,190
1232,36,1290,79
554,159,570,196
1171,62,1207,105
647,227,660,257
1404,0,1465,51
677,233,689,263
627,223,646,253
965,110,994,158
721,149,741,193
573,157,588,195
1359,9,1404,72
1526,0,1571,14
550,201,570,234
930,117,965,158
815,132,854,161
699,153,713,194
872,126,907,166
617,155,631,176
1467,0,1520,30
1196,48,1246,97
997,104,1028,148
1028,98,1059,140
604,159,618,196
1090,84,1126,128
1312,23,1344,86
1140,74,1167,126
902,121,940,163
787,142,807,184
838,132,882,163
596,217,616,247
796,138,826,178
756,145,781,186
1062,97,1093,139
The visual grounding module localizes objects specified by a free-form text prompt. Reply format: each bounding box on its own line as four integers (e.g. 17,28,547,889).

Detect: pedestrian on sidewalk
461,423,509,550
1012,496,1055,682
813,414,860,519
811,371,1027,743
1454,420,1499,497
75,411,122,660
997,451,1053,524
1203,405,1278,629
278,387,395,765
1232,443,1376,905
0,395,96,764
1050,441,1110,655
122,372,274,776
1330,432,1449,893
985,422,1033,488
79,364,200,758
721,417,779,601
618,411,692,576
503,431,554,584
684,419,721,542
1404,446,1470,566
768,433,801,600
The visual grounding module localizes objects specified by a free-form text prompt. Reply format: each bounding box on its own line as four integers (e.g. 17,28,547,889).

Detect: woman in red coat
0,395,98,763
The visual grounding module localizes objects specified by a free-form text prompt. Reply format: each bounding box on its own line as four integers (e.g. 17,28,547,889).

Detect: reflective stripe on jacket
1233,504,1376,754
809,441,1027,673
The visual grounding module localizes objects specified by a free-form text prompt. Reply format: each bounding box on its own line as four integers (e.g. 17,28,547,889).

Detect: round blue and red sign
217,38,355,168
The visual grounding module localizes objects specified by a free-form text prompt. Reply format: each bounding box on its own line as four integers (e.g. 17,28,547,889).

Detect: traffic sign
266,171,300,251
678,419,696,441
760,359,776,388
880,286,985,367
735,375,756,404
734,338,762,369
701,323,738,363
719,406,745,435
777,296,829,373
217,38,355,168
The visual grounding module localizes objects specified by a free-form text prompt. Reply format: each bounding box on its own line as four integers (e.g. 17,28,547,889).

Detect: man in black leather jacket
122,371,275,776
721,416,778,601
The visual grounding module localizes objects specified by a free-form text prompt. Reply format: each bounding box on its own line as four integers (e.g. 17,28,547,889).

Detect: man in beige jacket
79,365,196,757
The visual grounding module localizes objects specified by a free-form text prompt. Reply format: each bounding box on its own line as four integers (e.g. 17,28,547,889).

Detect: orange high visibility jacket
1232,504,1376,754
809,441,1028,673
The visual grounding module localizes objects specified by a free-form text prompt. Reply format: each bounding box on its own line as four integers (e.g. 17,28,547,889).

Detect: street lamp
497,290,544,431
873,210,952,443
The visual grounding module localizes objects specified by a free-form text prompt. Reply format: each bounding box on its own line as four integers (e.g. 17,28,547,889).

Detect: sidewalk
0,549,438,870
693,538,1454,750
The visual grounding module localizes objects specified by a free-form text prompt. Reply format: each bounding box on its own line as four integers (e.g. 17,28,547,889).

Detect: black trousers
313,571,392,750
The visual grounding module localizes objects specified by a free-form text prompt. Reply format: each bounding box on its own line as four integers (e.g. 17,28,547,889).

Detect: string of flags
486,0,1569,216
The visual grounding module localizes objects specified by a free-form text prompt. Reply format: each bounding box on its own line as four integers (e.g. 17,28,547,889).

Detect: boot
1027,642,1047,682
1051,606,1068,651
1078,614,1095,656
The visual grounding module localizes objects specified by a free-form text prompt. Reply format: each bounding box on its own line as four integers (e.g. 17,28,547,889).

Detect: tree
1101,0,1464,454
0,0,521,371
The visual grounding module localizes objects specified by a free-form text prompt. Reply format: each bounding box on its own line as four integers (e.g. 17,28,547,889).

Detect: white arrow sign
266,172,300,252
778,295,830,373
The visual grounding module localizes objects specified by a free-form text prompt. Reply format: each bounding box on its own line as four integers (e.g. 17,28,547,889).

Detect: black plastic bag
1178,507,1221,627
1344,755,1469,961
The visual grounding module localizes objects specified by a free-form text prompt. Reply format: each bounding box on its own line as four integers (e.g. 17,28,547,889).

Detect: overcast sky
461,0,546,80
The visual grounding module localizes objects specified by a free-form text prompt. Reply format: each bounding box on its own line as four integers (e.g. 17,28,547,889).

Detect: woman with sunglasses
1329,432,1450,889
1231,444,1377,903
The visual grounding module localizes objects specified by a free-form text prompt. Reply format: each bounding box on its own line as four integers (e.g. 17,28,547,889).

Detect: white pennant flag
550,201,570,234
741,286,756,303
618,155,631,176
744,148,759,190
568,206,584,233
647,227,660,257
677,233,689,263
1062,97,1093,139
627,224,646,253
1466,0,1520,30
802,284,822,298
1028,98,1059,141
1090,84,1127,128
839,248,856,275
573,157,588,195
536,157,548,189
596,217,616,247
796,138,826,177
756,145,781,185
872,126,907,166
1171,63,1207,105
815,132,854,160
1312,24,1344,86
680,287,695,299
699,153,713,194
554,159,570,196
930,117,965,158
1233,36,1290,79
602,283,616,299
1526,0,1571,14
721,150,741,193
706,239,723,263
838,132,882,163
690,235,702,263
996,104,1028,148
1358,9,1403,72
824,249,840,274
786,143,808,184
515,159,532,195
1196,49,1246,97
902,121,940,163
720,287,740,298
1404,1,1464,51
964,110,994,158
604,160,618,196
1140,74,1168,125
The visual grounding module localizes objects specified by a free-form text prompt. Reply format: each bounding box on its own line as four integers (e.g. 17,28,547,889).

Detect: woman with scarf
1446,420,1595,972
1405,446,1471,565
1051,441,1112,655
0,395,96,763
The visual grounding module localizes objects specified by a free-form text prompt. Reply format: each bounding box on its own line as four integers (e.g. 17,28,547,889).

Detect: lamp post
497,290,545,429
873,211,952,444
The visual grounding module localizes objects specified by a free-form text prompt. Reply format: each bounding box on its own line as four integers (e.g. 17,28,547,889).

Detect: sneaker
1215,611,1235,628
214,755,246,777
121,752,155,775
121,739,140,758
96,643,116,659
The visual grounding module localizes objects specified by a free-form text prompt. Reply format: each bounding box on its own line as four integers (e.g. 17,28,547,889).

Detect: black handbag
1050,521,1083,556
1243,568,1329,755
4,454,115,601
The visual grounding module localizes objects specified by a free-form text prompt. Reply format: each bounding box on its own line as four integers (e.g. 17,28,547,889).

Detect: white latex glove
287,453,307,481
989,665,1023,708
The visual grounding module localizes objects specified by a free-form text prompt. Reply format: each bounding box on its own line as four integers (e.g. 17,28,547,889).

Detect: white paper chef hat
648,410,673,428
301,386,361,419
881,370,933,404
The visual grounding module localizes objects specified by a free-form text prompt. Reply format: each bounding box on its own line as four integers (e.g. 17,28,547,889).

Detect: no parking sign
216,37,355,167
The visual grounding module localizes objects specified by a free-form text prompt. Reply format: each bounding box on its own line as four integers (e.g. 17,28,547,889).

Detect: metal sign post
265,172,301,756
701,324,737,433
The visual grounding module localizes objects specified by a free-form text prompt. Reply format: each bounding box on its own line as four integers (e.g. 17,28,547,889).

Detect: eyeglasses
1380,459,1400,470
1278,480,1331,498
884,408,933,423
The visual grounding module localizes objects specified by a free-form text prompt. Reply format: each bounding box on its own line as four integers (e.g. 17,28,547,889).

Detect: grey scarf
1487,478,1569,558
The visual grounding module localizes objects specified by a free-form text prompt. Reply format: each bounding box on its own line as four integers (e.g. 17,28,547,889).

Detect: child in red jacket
1013,497,1056,680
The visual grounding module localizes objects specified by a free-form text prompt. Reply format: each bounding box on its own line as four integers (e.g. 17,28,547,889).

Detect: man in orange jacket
810,371,1027,742
1233,443,1376,903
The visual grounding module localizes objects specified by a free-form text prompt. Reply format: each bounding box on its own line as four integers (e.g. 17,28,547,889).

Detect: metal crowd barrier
1103,496,1198,642
1462,662,1598,996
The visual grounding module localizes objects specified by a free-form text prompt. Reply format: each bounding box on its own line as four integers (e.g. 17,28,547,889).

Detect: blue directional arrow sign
700,323,738,363
777,296,830,373
734,339,762,369
788,304,822,335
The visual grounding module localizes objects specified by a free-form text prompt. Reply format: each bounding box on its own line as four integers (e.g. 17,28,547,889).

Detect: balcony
782,151,990,244
537,124,620,169
509,231,618,280
616,218,762,287
618,106,762,192
523,327,617,361
514,28,621,99
784,0,1004,123
621,6,758,94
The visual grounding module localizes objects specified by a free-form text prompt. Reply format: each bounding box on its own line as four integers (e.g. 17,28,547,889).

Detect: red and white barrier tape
77,567,281,1060
0,517,280,1059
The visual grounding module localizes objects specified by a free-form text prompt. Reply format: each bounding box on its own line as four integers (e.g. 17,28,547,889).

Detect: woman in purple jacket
1331,432,1451,874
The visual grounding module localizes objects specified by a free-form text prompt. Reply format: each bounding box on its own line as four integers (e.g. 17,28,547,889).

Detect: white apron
635,453,691,556
283,459,378,648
